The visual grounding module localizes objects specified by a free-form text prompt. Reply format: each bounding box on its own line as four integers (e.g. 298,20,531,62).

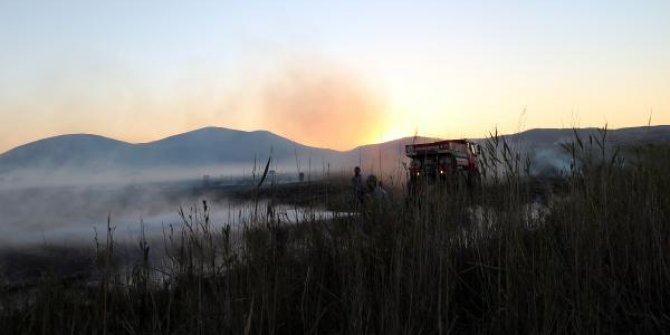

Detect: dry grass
1,129,669,334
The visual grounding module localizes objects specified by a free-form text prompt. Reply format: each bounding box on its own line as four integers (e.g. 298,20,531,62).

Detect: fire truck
405,139,482,190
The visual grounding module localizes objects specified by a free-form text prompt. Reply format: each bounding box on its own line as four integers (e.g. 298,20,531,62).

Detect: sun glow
379,128,408,143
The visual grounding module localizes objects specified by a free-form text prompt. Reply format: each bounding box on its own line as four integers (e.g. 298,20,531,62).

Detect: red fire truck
405,139,482,190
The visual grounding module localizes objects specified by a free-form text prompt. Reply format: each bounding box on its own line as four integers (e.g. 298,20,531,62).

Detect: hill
1,125,669,185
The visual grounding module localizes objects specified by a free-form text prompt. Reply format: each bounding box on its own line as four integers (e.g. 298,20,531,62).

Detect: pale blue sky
1,0,669,150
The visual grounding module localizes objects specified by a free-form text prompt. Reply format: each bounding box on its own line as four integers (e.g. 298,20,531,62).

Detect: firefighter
365,174,388,200
351,166,365,204
374,180,389,200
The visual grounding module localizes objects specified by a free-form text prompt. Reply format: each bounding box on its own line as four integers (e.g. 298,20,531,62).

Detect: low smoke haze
1,1,670,246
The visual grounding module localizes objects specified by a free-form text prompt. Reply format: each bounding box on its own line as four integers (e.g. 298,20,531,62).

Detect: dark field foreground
1,134,670,334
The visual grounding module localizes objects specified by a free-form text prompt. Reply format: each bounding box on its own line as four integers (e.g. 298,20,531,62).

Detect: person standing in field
352,166,365,204
374,181,389,200
366,174,388,200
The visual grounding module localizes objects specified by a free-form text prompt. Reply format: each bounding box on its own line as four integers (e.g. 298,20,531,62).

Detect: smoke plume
261,62,384,150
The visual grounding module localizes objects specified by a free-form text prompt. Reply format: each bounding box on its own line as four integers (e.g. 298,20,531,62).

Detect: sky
1,0,669,152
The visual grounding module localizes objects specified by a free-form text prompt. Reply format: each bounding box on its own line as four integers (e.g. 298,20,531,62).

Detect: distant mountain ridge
501,126,670,145
0,134,131,172
1,125,669,183
0,127,343,174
